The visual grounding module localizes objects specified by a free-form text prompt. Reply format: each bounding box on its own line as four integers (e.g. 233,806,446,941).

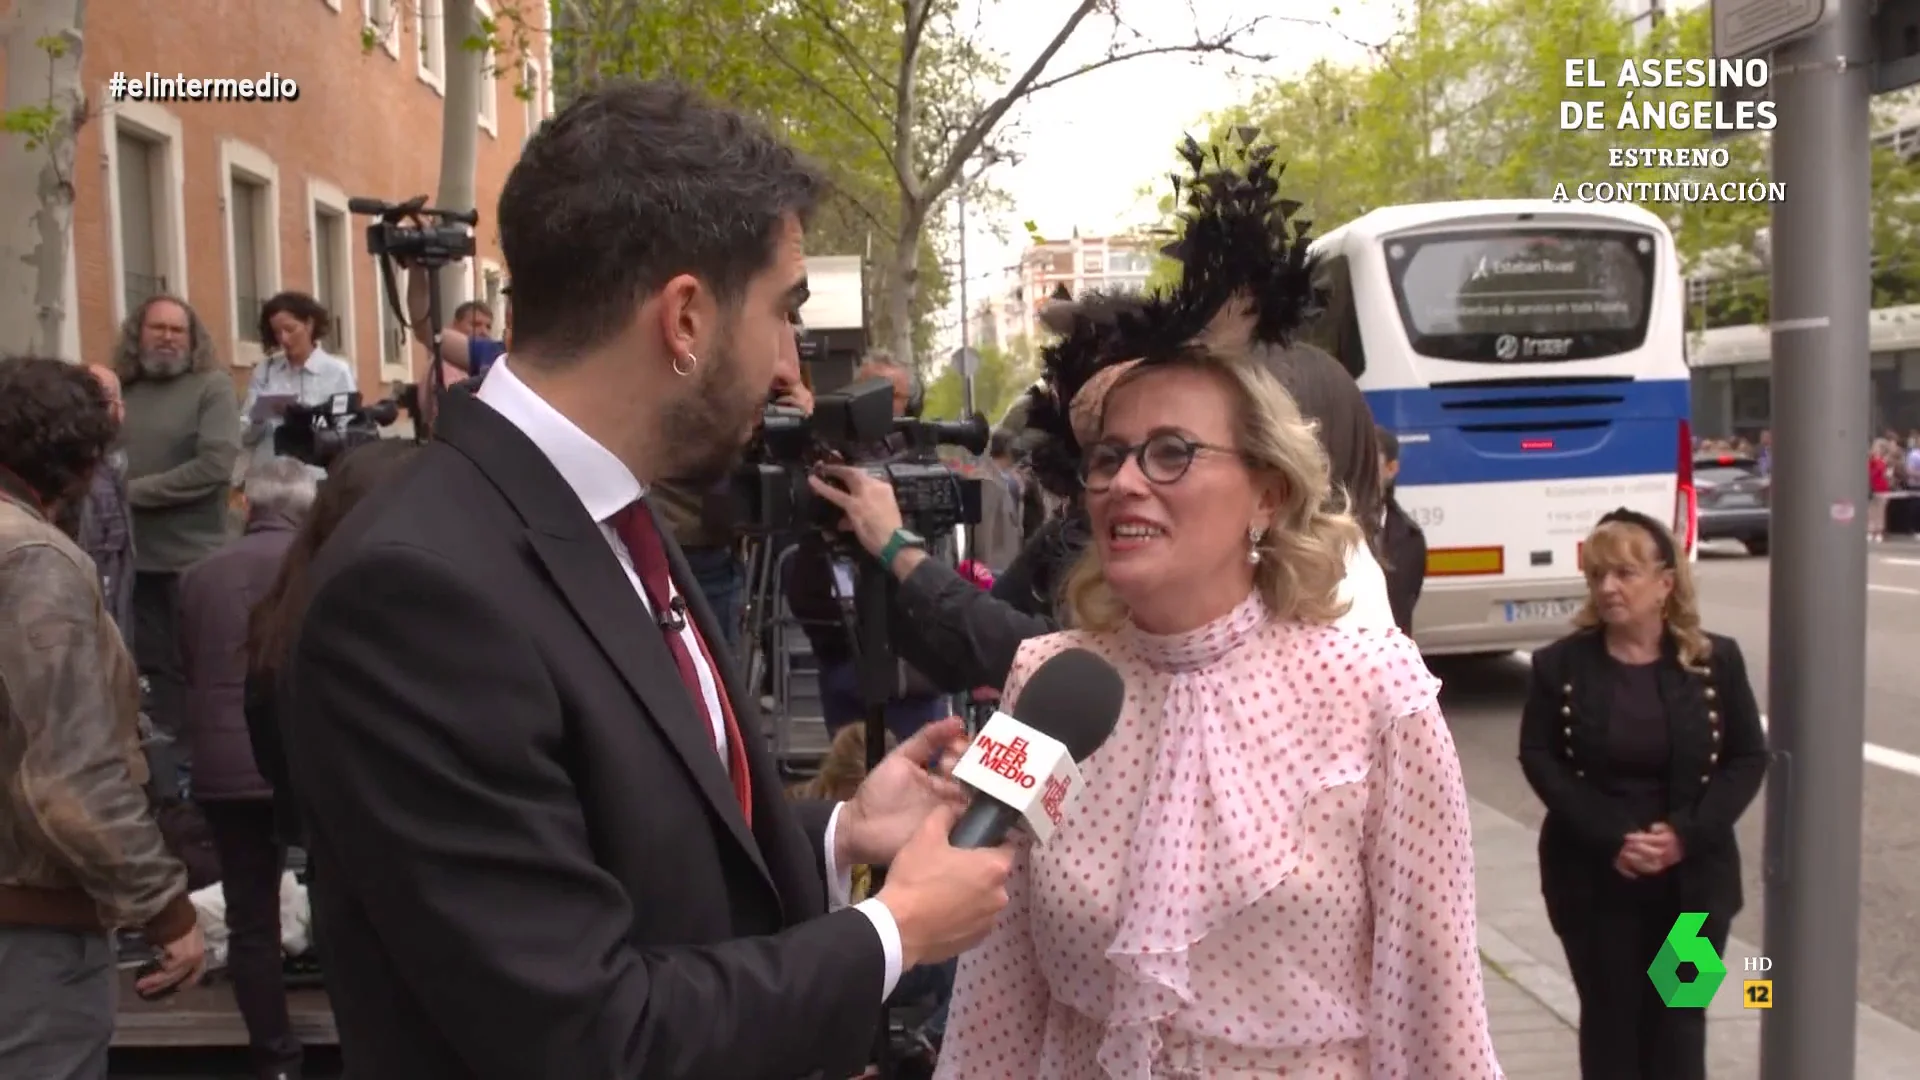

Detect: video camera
273,391,400,471
348,194,477,268
349,194,481,444
732,377,989,538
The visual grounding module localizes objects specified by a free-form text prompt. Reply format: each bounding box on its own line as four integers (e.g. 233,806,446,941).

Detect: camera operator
405,266,507,385
782,352,952,736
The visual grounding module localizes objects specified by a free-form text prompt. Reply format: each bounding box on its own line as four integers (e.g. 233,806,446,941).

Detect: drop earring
1247,525,1266,565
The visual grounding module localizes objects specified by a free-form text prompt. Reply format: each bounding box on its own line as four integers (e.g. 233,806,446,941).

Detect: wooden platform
112,969,337,1048
111,713,832,1050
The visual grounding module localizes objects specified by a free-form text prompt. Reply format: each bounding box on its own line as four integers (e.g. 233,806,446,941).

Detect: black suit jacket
281,391,884,1079
1519,628,1767,935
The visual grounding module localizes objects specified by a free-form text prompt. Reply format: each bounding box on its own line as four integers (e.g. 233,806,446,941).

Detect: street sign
1713,0,1833,60
950,347,980,379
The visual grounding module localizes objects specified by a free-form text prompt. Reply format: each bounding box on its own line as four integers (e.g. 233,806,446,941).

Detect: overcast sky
946,0,1397,328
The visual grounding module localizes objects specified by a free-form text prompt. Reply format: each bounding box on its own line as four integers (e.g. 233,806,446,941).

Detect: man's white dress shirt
477,359,903,996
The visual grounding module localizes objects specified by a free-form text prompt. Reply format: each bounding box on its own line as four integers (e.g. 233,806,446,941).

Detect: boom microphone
948,648,1125,850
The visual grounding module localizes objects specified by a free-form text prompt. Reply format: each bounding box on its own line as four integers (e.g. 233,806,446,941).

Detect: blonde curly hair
1574,517,1712,672
1061,344,1363,632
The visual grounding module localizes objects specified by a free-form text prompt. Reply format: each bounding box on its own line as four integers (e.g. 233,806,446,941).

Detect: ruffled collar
1120,590,1269,675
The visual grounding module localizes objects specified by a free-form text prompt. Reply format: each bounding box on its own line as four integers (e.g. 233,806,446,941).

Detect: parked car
1695,454,1770,555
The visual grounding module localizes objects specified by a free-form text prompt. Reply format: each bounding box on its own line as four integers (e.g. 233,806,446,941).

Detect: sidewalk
1470,797,1920,1078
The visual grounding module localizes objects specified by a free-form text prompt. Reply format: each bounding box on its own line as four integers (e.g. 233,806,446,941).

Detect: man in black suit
281,81,1015,1080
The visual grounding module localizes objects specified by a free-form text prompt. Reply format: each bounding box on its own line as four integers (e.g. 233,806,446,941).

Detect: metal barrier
741,539,821,775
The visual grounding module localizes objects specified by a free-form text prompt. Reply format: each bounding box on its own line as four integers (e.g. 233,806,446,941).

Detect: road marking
1870,584,1920,595
1882,557,1920,568
1514,651,1920,779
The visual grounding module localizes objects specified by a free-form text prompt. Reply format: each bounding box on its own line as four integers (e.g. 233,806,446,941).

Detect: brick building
1,0,552,391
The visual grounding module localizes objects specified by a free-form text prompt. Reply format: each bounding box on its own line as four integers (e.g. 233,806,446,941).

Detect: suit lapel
436,391,773,893
653,512,793,915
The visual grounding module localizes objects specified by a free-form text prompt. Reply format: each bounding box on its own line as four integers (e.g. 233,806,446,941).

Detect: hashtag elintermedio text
108,72,300,104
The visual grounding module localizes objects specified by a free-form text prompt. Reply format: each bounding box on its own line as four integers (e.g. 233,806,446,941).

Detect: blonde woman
1520,509,1766,1079
934,342,1498,1078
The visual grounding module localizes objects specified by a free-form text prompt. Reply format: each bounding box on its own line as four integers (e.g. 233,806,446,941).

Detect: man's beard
659,333,763,487
138,347,189,379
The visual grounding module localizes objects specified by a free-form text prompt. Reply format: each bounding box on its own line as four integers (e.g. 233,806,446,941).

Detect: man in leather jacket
0,356,207,1078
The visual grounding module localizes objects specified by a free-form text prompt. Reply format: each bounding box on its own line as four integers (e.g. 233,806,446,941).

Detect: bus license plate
1504,598,1584,623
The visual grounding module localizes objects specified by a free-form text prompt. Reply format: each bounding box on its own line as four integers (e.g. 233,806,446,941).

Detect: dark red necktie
612,501,753,826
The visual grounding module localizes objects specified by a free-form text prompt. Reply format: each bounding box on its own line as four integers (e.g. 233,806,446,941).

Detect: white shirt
239,346,359,473
476,359,903,996
1336,541,1398,632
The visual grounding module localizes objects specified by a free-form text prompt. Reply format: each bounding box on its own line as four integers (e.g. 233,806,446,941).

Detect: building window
474,0,498,136
374,250,411,382
480,259,504,312
362,0,400,57
104,100,189,326
220,140,282,365
522,59,543,145
310,181,357,362
117,133,164,314
416,0,446,92
1105,251,1152,275
231,180,265,341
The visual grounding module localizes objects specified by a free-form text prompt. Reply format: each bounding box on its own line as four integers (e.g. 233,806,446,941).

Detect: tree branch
753,27,906,189
786,0,895,112
920,0,1104,209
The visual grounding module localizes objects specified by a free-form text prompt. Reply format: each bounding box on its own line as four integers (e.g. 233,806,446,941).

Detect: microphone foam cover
1007,647,1125,763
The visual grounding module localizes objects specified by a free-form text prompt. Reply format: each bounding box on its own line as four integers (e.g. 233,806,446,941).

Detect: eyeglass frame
1078,431,1256,493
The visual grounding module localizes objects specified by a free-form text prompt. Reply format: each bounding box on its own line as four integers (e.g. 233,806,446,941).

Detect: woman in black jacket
1520,508,1767,1079
244,440,422,849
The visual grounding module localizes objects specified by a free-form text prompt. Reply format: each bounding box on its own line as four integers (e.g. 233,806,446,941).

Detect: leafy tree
505,0,957,360
742,0,1275,371
0,0,87,357
1161,0,1920,330
921,341,1035,424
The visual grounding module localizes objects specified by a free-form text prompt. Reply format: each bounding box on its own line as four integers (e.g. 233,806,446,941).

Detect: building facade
0,0,552,391
996,233,1157,345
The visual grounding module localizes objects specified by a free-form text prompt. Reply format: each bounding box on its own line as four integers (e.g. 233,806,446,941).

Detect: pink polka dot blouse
936,592,1502,1078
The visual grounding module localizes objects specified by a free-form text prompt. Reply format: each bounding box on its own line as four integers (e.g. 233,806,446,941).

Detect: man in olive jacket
116,296,241,765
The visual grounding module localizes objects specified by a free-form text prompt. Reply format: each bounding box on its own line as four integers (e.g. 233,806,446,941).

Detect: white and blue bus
1304,200,1695,655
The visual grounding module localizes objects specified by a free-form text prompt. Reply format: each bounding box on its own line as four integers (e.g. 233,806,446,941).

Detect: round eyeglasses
1078,432,1247,493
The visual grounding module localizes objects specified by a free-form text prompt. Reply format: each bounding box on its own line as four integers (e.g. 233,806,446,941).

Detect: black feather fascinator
1018,127,1324,498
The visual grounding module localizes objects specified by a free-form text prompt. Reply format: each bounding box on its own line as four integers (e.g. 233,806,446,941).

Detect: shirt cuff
823,803,905,999
823,802,854,908
854,897,905,1000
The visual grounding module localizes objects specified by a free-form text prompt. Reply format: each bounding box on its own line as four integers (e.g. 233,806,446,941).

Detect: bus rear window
1384,228,1656,363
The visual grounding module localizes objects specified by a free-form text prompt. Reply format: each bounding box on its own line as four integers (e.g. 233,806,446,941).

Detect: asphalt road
1442,539,1920,1032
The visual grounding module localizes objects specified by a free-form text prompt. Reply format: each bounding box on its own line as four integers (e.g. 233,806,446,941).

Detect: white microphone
947,648,1124,849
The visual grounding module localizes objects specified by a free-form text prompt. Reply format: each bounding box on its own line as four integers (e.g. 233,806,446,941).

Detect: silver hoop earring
1247,526,1265,565
672,352,698,377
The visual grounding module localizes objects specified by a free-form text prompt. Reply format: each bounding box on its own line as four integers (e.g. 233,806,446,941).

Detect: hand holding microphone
874,648,1126,968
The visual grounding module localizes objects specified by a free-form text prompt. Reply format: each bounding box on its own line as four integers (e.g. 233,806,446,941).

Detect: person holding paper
935,133,1497,1078
240,292,357,475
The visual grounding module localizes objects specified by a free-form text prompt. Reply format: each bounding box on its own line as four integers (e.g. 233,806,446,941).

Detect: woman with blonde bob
1520,509,1766,1079
935,133,1498,1079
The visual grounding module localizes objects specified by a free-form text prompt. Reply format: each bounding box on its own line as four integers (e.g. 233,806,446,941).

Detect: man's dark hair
498,79,826,360
0,356,118,507
989,428,1017,459
1378,426,1401,462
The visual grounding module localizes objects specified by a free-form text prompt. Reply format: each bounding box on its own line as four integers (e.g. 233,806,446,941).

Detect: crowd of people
0,77,1773,1080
